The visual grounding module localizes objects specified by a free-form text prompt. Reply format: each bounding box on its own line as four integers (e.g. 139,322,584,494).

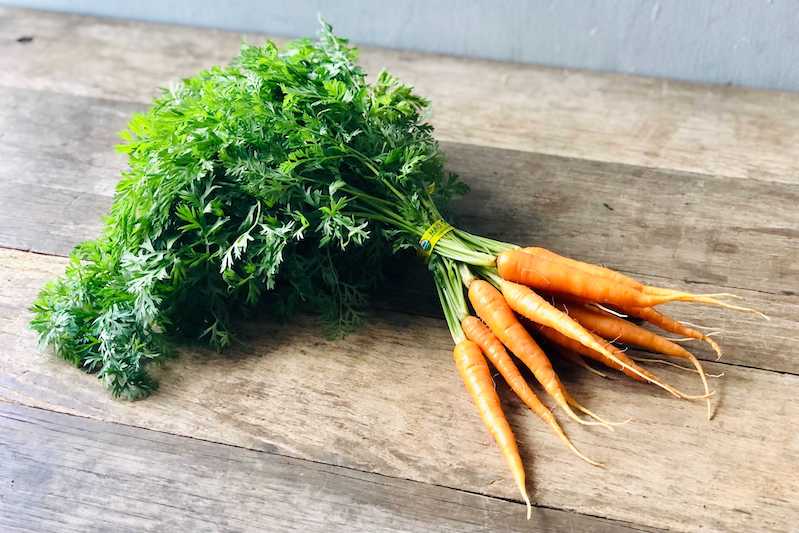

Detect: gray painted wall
4,0,798,91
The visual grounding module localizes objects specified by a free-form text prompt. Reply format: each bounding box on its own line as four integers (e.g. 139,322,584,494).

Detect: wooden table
1,7,797,532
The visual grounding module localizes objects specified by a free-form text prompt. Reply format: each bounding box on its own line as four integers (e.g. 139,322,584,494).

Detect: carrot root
461,315,601,467
453,340,532,517
705,336,723,360
566,392,632,429
524,493,532,520
551,420,605,467
646,290,769,319
560,398,613,429
628,354,713,419
592,303,629,318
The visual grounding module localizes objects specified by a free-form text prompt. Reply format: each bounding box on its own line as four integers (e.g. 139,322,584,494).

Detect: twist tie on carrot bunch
418,219,453,260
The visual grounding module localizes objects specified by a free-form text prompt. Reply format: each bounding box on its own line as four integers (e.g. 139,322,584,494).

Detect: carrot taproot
522,247,642,290
466,280,605,428
563,304,696,358
561,303,713,419
499,279,710,401
499,249,763,315
462,316,601,466
522,247,733,299
624,306,723,359
521,248,744,341
453,339,532,518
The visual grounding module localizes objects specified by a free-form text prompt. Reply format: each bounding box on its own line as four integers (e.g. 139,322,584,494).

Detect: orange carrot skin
462,316,559,426
563,304,692,359
453,339,529,507
498,250,670,308
523,248,699,300
622,305,722,359
626,306,703,341
534,323,647,382
522,247,643,290
468,280,568,408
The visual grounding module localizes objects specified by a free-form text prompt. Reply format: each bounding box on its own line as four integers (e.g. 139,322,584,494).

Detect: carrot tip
566,396,629,432
661,336,696,343
523,492,532,520
704,336,723,360
704,299,769,320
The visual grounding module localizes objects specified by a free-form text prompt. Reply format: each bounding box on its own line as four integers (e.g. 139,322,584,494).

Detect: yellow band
419,220,453,257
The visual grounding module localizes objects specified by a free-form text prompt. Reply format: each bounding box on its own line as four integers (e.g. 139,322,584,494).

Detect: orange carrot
453,339,532,518
522,247,642,290
522,247,727,299
561,303,713,418
499,279,709,400
501,249,762,314
625,306,723,359
467,280,603,427
563,304,695,359
462,316,601,466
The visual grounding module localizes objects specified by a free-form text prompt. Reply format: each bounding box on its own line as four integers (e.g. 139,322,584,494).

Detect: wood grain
2,403,654,533
2,249,797,532
1,7,797,532
1,85,795,374
2,7,799,183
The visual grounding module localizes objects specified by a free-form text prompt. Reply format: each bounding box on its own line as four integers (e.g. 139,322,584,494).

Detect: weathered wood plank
0,87,135,254
1,403,652,533
2,7,799,183
1,86,796,374
2,249,797,532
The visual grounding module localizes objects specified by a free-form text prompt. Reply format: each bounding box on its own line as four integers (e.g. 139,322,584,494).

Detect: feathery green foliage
31,21,472,399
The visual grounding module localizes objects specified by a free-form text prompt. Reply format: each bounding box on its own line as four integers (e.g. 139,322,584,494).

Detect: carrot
624,306,723,359
462,316,601,466
522,247,729,299
563,304,690,357
502,249,764,315
453,339,532,518
561,303,713,419
499,279,710,401
467,280,605,428
522,247,642,290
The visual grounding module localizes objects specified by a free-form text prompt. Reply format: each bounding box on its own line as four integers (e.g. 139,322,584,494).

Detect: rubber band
419,219,453,258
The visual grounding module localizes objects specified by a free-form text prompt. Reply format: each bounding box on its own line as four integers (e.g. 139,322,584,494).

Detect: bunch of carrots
433,247,764,518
